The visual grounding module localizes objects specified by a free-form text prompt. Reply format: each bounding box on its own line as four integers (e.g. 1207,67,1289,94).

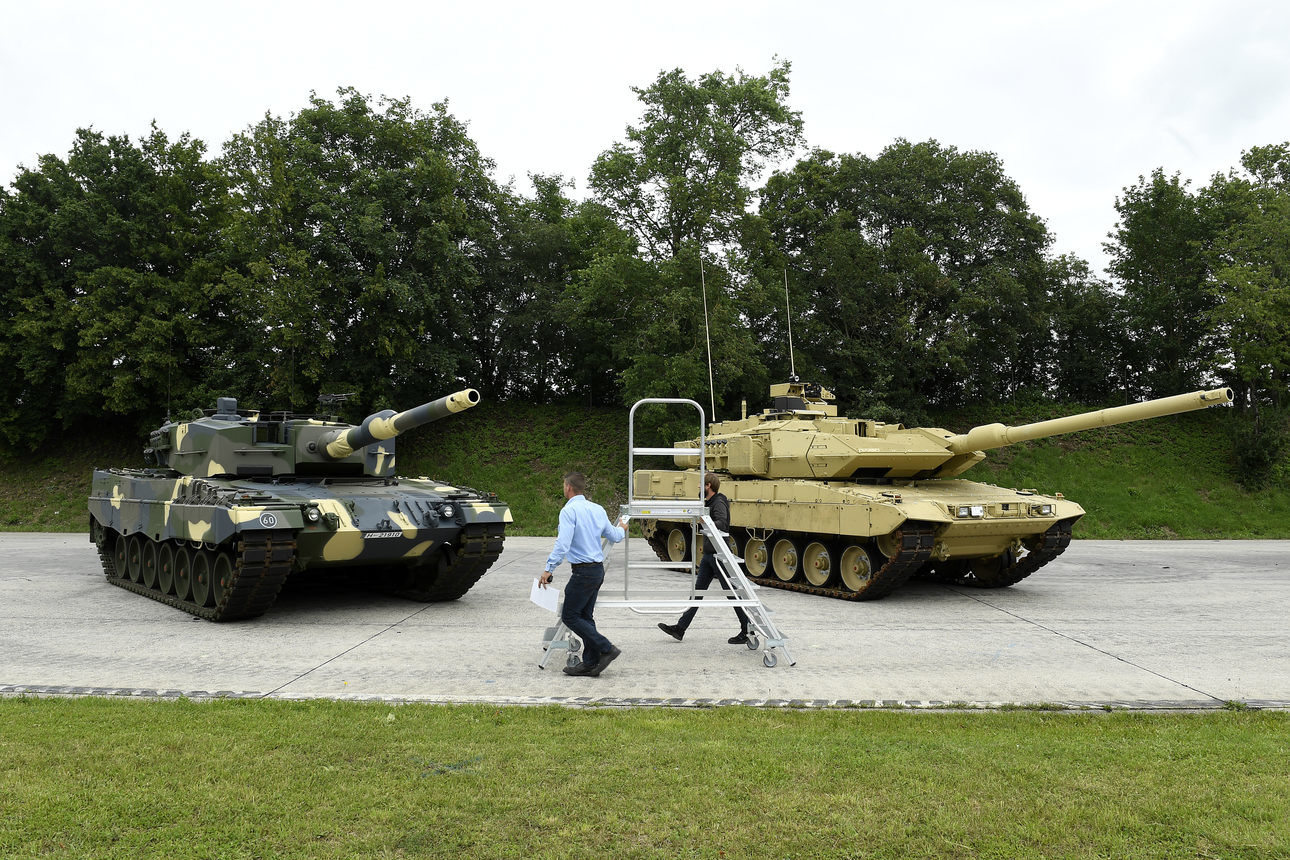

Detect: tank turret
635,381,1234,602
146,389,480,479
673,382,1233,480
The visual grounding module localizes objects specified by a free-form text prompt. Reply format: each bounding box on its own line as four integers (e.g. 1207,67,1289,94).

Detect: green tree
745,140,1058,417
217,88,499,413
468,175,636,404
582,61,802,416
0,126,231,446
1204,143,1290,413
589,59,804,260
1046,255,1126,402
1106,169,1219,398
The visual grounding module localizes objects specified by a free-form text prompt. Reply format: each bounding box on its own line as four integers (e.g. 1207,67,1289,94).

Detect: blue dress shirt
545,495,625,572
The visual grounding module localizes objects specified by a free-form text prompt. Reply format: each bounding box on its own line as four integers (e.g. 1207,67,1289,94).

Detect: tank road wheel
875,531,903,561
173,546,193,601
665,527,691,563
125,535,146,583
157,542,176,595
191,551,214,608
838,544,875,593
211,551,236,606
744,537,770,577
771,537,801,582
726,531,743,560
802,541,835,587
141,539,160,589
112,536,129,580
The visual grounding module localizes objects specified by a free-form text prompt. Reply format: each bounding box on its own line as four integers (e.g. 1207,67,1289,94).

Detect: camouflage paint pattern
88,389,510,620
89,468,511,570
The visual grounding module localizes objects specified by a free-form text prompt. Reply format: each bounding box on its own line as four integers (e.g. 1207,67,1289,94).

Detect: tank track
393,522,506,601
97,530,296,621
953,518,1074,588
644,522,937,602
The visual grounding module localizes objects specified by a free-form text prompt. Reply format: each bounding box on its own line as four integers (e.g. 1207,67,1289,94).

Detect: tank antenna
701,254,716,420
784,269,797,381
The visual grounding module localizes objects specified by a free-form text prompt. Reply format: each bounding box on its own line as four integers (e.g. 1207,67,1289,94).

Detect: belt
570,561,602,570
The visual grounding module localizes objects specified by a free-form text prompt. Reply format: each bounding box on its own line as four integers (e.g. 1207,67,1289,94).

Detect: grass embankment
956,404,1290,538
2,400,1288,538
2,698,1286,859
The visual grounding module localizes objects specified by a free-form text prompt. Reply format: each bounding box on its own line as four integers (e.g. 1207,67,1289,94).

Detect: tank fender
867,499,949,535
457,499,514,525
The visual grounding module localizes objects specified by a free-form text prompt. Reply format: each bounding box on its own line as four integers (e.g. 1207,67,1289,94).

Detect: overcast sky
2,0,1287,276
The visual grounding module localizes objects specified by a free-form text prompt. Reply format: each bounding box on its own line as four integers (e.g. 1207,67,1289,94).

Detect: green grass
966,409,1290,538
399,401,631,536
0,429,137,532
3,400,1288,538
1,698,1286,859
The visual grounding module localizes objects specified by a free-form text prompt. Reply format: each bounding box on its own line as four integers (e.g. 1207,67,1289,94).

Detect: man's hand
538,571,553,589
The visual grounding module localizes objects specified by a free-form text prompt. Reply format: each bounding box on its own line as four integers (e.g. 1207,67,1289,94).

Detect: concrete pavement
1,533,1286,709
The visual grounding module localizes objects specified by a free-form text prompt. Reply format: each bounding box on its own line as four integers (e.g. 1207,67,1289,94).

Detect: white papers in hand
529,578,559,613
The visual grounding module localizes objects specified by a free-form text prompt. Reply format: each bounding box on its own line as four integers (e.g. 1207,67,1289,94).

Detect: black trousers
675,552,750,633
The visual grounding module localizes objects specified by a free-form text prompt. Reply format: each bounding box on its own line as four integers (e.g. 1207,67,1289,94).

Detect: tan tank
633,382,1233,600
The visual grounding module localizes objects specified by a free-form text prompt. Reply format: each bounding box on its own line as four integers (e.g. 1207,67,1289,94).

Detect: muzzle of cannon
318,389,480,460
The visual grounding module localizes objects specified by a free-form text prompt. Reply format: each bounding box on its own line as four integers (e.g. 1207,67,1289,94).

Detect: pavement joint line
946,586,1226,704
258,604,433,698
2,685,1285,712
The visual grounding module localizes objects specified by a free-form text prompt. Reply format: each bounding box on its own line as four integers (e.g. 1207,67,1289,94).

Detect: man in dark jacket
657,472,751,644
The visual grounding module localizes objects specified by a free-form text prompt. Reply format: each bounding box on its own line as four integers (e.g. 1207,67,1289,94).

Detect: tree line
1,61,1287,479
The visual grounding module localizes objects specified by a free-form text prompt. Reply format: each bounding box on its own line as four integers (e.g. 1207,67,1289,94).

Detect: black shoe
658,622,685,642
563,661,595,676
588,646,622,677
728,631,749,645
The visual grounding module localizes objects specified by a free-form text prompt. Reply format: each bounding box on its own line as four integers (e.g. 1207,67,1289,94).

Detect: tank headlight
305,506,322,523
1031,504,1054,516
955,505,985,518
440,503,455,519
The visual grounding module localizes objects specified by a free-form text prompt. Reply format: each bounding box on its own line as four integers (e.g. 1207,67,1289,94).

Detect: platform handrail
539,397,793,670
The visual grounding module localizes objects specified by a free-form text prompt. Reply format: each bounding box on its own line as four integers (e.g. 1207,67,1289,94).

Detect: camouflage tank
88,389,510,620
634,381,1233,600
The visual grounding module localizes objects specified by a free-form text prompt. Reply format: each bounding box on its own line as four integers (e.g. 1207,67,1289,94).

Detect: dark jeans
561,563,613,665
676,552,750,633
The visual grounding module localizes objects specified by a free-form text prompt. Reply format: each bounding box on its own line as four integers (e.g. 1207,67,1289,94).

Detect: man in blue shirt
539,472,626,676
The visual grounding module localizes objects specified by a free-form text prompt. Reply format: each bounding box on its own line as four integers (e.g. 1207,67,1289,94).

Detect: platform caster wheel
568,636,582,655
763,652,777,668
566,653,582,669
746,635,760,651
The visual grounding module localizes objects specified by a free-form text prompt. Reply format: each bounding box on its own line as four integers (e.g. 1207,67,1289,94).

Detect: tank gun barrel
319,389,480,460
945,388,1233,455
